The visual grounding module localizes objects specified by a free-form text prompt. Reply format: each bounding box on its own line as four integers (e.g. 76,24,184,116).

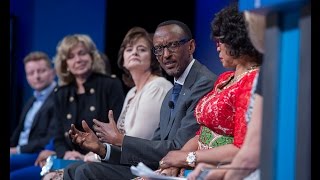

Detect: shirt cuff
97,143,111,161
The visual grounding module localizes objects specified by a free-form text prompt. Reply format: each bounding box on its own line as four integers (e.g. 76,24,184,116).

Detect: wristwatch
186,151,197,167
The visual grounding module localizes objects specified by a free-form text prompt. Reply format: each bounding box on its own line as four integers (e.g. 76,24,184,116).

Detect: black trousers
63,161,135,180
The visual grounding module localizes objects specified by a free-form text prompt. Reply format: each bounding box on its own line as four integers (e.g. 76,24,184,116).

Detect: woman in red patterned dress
157,2,263,178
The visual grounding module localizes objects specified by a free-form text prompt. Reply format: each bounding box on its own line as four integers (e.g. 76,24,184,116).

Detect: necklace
216,65,259,92
247,64,260,70
231,65,259,83
231,71,248,83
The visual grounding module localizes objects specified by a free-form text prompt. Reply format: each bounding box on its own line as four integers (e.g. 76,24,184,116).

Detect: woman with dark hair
63,27,172,165
43,27,172,179
157,2,262,178
105,26,172,140
69,26,171,164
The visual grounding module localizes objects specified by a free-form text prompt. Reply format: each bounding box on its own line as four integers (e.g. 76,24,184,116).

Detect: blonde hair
244,11,266,54
23,51,52,68
54,34,106,85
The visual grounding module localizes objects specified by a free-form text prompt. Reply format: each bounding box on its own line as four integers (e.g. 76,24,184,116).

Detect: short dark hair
157,20,193,40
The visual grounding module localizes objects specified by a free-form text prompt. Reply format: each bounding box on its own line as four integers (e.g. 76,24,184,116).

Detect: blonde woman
41,34,125,179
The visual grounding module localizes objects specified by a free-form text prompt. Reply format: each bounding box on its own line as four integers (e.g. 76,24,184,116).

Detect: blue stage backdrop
10,0,106,135
194,0,232,76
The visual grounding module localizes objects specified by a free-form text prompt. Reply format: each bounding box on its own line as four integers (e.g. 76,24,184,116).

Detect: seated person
63,20,217,180
187,7,267,180
10,51,57,180
53,33,125,159
39,34,125,179
10,138,55,180
106,26,173,141
157,3,262,178
46,26,173,175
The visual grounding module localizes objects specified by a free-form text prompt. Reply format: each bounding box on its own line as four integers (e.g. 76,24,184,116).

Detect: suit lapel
30,91,53,131
183,60,201,89
17,97,36,133
162,60,201,138
161,93,171,139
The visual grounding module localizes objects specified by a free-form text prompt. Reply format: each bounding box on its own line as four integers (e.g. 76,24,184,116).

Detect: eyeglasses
152,38,191,56
214,35,224,48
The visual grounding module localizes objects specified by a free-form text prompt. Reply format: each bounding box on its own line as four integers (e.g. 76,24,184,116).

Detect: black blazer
10,86,57,153
108,60,218,169
54,73,125,158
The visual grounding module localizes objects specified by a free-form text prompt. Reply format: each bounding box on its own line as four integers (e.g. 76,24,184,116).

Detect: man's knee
74,163,95,179
64,161,86,180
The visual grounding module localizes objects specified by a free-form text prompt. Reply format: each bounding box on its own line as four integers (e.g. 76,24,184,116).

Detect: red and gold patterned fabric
195,69,259,149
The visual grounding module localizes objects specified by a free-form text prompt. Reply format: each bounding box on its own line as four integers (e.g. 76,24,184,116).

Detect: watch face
187,153,196,162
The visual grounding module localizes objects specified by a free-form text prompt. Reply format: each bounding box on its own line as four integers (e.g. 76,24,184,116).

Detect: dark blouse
53,73,125,158
75,93,86,130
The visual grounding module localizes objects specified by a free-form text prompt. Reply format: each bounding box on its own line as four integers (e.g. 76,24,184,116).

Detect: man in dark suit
10,51,57,175
64,20,217,179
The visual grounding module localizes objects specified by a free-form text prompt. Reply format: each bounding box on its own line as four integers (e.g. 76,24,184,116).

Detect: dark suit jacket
10,86,57,153
108,60,217,169
54,73,125,158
